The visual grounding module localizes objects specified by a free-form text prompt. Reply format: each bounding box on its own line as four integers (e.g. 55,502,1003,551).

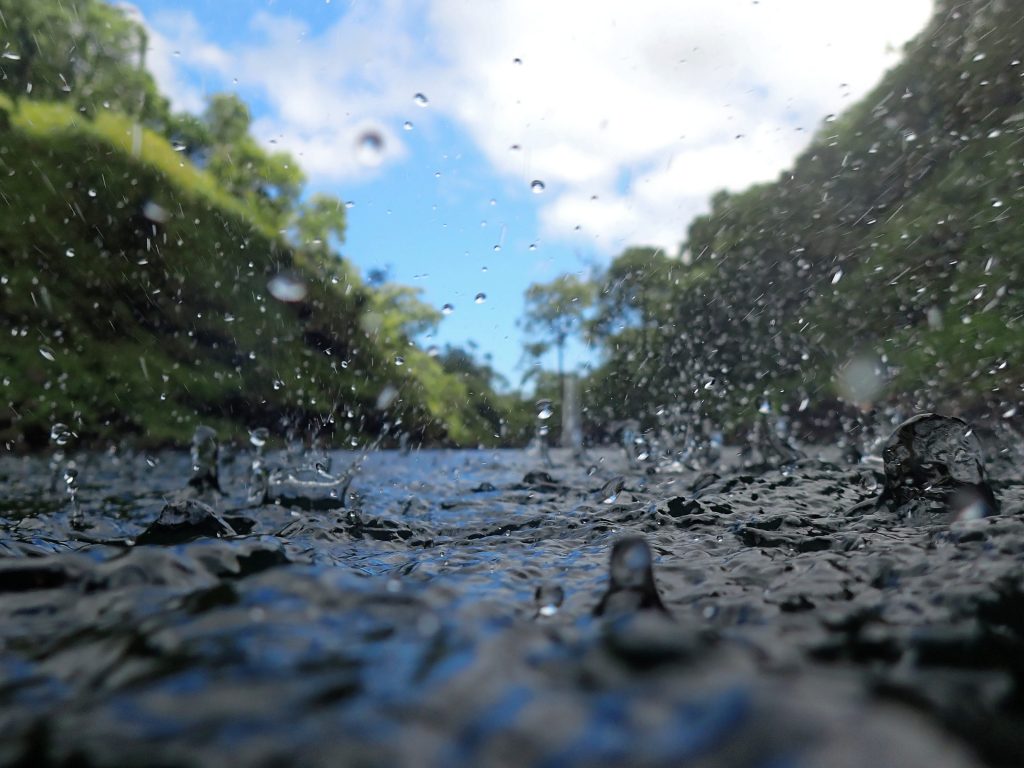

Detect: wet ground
2,429,1024,767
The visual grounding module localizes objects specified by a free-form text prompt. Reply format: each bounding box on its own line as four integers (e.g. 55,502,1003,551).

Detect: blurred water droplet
413,92,429,107
355,130,385,167
377,384,399,410
1,51,22,61
403,121,413,131
267,272,308,303
831,268,843,285
394,356,405,366
50,423,72,446
530,180,546,194
537,401,553,420
600,476,625,504
65,248,75,258
273,379,284,391
143,201,170,223
87,189,97,198
513,57,523,65
528,243,537,251
189,425,220,493
442,303,454,315
534,583,563,617
249,427,269,448
427,345,440,357
474,293,486,304
39,346,56,362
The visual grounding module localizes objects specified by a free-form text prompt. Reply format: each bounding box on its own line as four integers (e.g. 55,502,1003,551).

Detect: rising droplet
534,583,563,617
249,427,269,448
267,272,308,303
530,180,546,194
50,423,73,446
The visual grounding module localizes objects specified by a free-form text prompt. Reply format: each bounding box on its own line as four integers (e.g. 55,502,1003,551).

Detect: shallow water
1,442,1024,767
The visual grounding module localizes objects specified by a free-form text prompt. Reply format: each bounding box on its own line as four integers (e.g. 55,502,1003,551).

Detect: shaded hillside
0,97,523,448
585,0,1024,433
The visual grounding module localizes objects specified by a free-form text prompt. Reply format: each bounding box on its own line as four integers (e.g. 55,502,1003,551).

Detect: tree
521,274,595,391
0,0,167,122
293,194,347,259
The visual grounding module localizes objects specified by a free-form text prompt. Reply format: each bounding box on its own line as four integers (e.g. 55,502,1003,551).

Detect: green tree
0,0,167,122
521,274,595,391
293,194,347,259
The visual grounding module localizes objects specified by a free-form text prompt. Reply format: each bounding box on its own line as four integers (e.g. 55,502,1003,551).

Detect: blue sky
127,0,932,386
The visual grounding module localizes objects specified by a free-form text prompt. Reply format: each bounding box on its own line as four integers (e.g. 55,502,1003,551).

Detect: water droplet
831,268,843,285
87,189,97,198
534,583,563,617
267,272,308,303
143,201,170,223
273,379,284,391
600,476,625,504
249,427,269,448
492,244,501,252
441,303,454,315
355,129,385,167
973,52,987,62
189,425,220,492
1,51,22,61
530,180,546,194
513,57,523,65
474,293,486,304
427,345,440,357
403,121,413,131
537,401,553,420
413,92,429,107
50,423,73,446
395,355,405,366
65,248,75,258
39,346,56,362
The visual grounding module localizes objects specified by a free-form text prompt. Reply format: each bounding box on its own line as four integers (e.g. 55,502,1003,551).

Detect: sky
126,0,934,387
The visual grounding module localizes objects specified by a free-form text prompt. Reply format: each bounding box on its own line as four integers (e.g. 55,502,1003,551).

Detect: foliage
571,0,1024,435
521,274,595,381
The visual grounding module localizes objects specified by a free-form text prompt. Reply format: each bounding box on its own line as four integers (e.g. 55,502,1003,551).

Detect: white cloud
138,0,934,252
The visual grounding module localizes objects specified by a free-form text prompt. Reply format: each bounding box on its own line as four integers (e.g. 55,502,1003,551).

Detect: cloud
137,0,933,253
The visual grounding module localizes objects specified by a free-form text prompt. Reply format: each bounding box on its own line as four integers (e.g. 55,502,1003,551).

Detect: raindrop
403,121,414,131
442,303,454,315
1,51,22,61
530,180,546,194
87,189,97,198
534,584,563,617
528,243,537,251
267,272,308,303
413,92,429,107
65,248,75,258
513,57,523,65
249,427,269,448
395,356,405,366
143,201,170,223
50,423,73,446
39,346,56,362
831,268,843,285
600,476,625,504
273,379,284,391
474,293,486,304
536,401,553,420
427,345,440,357
355,129,385,167
189,425,220,493
492,245,501,252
